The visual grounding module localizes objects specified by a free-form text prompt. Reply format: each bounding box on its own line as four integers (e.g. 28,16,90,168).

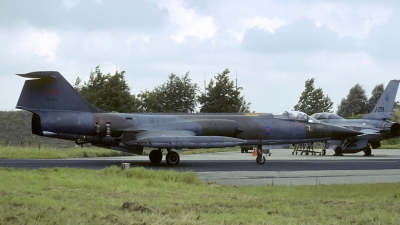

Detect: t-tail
16,71,104,113
362,80,400,120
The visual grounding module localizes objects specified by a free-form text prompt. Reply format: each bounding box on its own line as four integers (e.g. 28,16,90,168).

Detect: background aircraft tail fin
362,80,400,120
16,71,104,113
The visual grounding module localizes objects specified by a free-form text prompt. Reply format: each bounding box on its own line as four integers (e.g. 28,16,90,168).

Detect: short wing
358,128,381,134
122,130,247,148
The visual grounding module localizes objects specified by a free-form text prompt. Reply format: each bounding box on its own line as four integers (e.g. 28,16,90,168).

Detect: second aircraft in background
312,80,400,156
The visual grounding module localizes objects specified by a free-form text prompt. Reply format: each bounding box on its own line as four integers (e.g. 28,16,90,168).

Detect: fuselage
32,111,355,148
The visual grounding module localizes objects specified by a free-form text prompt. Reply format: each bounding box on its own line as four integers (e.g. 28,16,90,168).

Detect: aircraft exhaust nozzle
387,122,400,136
392,123,400,136
329,125,363,140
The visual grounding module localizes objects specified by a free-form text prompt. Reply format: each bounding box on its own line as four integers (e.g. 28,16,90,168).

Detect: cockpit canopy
311,113,343,120
282,111,320,123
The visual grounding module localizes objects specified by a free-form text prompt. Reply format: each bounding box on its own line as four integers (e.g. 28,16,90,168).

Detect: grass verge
0,166,399,224
0,146,239,159
0,146,135,159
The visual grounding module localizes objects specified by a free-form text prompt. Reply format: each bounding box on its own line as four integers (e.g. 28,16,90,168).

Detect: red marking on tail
46,89,59,95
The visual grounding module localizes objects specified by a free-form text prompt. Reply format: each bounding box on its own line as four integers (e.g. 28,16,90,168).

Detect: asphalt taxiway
1,149,400,186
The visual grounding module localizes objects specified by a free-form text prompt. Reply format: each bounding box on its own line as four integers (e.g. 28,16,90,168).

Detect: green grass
0,146,135,159
382,137,400,148
0,167,399,224
0,146,239,159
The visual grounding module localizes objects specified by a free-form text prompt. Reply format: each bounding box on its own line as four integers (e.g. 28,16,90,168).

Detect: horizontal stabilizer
17,72,57,79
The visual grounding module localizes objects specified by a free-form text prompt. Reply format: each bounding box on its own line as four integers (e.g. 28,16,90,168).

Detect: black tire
149,150,163,164
241,148,244,153
334,146,342,156
166,151,180,165
321,149,326,156
256,155,265,164
364,147,372,156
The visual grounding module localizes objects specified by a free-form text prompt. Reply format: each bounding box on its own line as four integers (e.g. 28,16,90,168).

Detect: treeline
74,66,250,113
75,67,394,119
293,78,397,119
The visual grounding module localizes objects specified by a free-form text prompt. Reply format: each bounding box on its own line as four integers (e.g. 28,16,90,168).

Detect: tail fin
362,80,400,120
16,71,104,113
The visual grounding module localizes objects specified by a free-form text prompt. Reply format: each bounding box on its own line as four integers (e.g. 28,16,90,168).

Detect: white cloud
157,0,217,43
227,29,245,42
304,2,392,39
62,0,81,9
231,16,287,41
7,27,61,61
242,16,287,33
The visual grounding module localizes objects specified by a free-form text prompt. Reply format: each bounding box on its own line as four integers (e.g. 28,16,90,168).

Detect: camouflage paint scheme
16,71,361,165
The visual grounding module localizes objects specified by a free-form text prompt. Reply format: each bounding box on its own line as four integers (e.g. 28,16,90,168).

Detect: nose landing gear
255,147,267,164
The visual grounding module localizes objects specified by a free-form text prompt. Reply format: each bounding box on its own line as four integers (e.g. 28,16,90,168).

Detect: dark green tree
293,78,333,115
198,69,251,113
337,84,368,118
74,66,140,112
137,90,165,112
138,72,199,112
158,72,199,112
366,83,384,113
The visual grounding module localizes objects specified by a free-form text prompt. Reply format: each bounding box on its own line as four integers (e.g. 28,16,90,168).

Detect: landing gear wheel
149,150,163,164
364,147,372,156
166,151,180,165
256,155,266,164
334,146,342,156
321,149,326,156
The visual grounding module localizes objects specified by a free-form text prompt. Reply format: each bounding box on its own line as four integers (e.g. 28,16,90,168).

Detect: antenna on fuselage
204,72,206,94
236,70,237,90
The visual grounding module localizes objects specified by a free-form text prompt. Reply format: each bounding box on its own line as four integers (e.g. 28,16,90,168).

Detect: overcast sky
1,0,400,114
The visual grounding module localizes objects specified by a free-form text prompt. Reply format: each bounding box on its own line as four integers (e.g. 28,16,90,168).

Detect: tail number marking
375,107,384,112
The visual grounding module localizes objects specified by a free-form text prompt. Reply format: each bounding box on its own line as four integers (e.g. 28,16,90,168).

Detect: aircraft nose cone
329,125,363,140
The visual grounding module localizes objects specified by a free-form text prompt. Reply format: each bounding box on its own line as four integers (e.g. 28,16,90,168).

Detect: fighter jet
311,80,400,156
16,71,362,165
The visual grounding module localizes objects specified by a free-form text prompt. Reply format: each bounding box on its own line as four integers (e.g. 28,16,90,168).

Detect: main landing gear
333,144,373,156
333,146,343,156
363,147,372,156
149,148,180,166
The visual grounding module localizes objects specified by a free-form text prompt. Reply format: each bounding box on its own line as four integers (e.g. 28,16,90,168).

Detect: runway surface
1,149,400,186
